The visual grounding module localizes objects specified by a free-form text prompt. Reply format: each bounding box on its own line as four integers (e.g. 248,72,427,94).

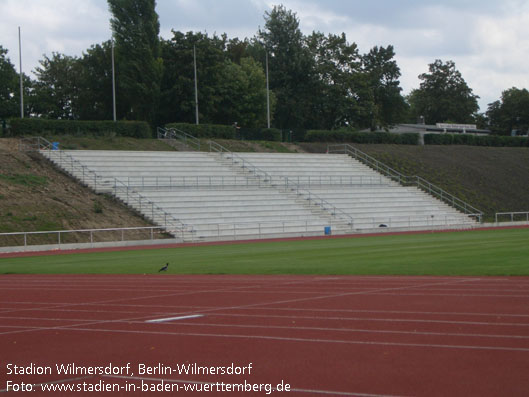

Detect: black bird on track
158,263,169,272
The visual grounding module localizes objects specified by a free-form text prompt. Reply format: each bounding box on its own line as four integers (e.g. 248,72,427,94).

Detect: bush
237,128,281,141
424,133,529,147
165,123,235,139
8,118,151,138
305,130,419,145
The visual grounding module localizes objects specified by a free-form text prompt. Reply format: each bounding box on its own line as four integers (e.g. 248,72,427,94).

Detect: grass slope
1,229,528,276
0,138,156,240
300,143,529,219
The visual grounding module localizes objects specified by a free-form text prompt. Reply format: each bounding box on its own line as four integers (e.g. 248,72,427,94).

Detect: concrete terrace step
41,148,478,241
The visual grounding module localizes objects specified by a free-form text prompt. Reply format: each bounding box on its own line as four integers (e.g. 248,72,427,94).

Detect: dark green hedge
238,128,282,141
166,123,283,142
165,123,235,139
424,133,529,147
9,118,151,138
305,130,420,145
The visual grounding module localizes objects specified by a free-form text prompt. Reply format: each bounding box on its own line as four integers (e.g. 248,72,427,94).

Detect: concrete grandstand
40,147,479,242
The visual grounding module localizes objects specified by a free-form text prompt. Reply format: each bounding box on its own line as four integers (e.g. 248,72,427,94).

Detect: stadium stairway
40,149,477,242
227,153,477,230
40,150,353,241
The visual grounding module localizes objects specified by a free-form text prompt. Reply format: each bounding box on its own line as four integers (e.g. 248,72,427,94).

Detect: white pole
18,26,24,118
266,51,270,129
111,39,117,122
194,45,199,125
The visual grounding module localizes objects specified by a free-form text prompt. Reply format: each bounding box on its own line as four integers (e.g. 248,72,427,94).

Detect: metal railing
22,137,193,239
495,212,529,223
196,219,337,240
208,140,273,182
19,136,52,151
109,174,386,189
328,143,483,222
0,226,175,248
157,127,201,151
208,140,355,228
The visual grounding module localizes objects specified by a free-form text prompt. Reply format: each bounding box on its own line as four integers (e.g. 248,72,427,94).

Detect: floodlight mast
266,51,270,129
111,39,117,122
18,27,24,118
194,44,199,125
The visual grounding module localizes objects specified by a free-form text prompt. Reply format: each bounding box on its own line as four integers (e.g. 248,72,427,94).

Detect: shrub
305,130,419,145
165,123,235,139
237,128,281,141
8,118,151,138
424,133,529,147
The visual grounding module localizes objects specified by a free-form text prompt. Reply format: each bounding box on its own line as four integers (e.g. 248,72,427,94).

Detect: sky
1,0,529,112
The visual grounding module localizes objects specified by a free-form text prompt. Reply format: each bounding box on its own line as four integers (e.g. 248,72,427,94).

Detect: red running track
1,274,529,396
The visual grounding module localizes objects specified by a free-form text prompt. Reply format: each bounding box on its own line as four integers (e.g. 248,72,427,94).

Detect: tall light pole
194,44,199,125
18,27,24,118
266,51,270,129
111,39,117,122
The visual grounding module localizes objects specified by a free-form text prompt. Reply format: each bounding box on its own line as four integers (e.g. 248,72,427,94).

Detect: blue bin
324,226,332,235
52,142,60,150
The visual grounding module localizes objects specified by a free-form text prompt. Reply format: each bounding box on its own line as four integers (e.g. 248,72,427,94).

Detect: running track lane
0,275,529,396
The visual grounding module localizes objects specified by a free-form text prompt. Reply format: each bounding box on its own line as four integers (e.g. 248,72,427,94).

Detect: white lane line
7,301,529,319
3,312,529,328
21,326,529,353
146,314,204,323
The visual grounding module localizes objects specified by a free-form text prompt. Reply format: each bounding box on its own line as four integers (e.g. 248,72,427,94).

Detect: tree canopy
108,0,163,124
2,3,526,134
486,87,529,135
0,46,19,119
408,60,479,125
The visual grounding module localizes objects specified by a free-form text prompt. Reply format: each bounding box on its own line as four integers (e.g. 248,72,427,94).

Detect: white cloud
1,0,529,112
0,0,109,74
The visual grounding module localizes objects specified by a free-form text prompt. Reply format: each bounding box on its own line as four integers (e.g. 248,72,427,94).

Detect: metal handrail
155,128,354,227
0,226,175,248
279,176,355,226
157,127,201,150
19,136,53,151
328,143,483,222
195,213,474,232
207,140,354,227
107,174,386,189
25,137,193,237
495,212,529,223
208,140,273,183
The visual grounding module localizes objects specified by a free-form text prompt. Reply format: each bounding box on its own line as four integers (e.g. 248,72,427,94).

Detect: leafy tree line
1,1,528,136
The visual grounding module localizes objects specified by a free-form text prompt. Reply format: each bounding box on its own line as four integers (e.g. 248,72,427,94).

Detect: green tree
215,57,274,127
0,46,19,119
486,87,529,135
408,59,479,124
77,41,115,120
159,31,272,128
363,45,407,130
305,32,366,129
33,53,81,119
108,0,163,124
158,31,226,125
258,5,314,129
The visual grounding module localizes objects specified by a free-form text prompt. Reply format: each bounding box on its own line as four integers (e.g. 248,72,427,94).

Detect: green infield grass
0,228,528,276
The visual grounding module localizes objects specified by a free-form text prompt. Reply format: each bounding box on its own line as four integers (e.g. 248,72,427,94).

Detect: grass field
1,228,528,276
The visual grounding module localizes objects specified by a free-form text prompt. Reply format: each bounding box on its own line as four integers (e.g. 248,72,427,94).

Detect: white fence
0,226,174,248
495,212,529,223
